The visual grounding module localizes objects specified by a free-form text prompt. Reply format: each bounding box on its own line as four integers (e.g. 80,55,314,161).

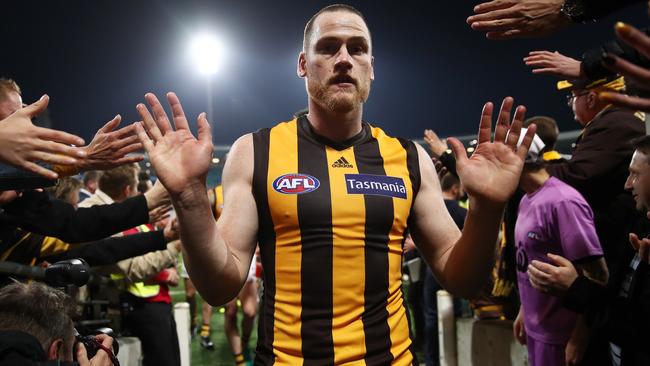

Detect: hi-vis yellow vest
111,224,161,298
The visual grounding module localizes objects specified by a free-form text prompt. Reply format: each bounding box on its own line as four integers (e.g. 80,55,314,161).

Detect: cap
557,75,625,92
508,127,545,163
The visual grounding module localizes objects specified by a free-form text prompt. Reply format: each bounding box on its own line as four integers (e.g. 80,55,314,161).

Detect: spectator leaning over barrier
548,76,645,266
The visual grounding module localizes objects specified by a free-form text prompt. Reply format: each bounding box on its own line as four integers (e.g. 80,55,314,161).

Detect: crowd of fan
412,4,650,365
2,1,650,366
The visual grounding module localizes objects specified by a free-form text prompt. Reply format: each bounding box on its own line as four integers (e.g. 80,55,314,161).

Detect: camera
73,328,120,365
0,258,89,287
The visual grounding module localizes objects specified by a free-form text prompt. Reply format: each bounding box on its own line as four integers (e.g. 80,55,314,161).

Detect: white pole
174,302,191,366
438,290,457,366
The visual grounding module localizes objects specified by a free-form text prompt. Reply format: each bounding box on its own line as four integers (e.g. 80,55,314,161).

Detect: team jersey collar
298,115,371,151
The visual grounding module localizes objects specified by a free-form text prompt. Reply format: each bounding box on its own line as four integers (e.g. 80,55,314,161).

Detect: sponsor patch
272,173,320,194
345,174,407,199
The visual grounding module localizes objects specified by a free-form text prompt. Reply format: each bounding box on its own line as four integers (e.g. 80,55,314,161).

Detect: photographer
0,281,115,366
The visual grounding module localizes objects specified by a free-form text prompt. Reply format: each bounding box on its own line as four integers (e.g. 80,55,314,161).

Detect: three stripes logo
332,156,354,168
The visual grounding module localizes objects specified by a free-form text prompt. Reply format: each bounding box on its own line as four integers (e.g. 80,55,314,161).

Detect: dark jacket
0,164,56,192
0,191,149,243
582,27,650,82
547,107,645,263
40,231,168,266
580,0,645,23
563,215,650,366
0,330,77,365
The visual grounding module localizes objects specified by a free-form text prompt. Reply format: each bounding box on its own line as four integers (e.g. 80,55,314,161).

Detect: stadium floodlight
189,33,224,75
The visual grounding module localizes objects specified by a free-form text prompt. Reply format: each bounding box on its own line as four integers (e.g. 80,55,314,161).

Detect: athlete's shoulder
252,118,298,136
365,123,415,146
230,133,254,156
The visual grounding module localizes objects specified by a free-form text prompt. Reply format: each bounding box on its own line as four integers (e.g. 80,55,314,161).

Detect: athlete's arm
409,144,502,298
210,135,259,301
410,97,535,298
134,92,258,306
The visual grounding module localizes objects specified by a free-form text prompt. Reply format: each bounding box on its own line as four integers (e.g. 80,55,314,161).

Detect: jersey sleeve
553,198,603,262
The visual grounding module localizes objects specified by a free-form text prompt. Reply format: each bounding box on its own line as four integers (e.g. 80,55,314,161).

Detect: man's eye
350,45,366,54
319,44,339,54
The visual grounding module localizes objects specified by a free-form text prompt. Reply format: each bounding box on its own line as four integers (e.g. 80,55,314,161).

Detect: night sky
2,1,648,145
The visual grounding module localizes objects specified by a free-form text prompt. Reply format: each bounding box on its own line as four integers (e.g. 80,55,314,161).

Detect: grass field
170,286,257,366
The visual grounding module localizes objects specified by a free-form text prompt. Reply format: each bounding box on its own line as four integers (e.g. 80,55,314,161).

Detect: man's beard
308,78,370,113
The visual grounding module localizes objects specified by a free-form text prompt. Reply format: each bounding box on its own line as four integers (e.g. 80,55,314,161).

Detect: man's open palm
135,92,213,195
449,97,535,205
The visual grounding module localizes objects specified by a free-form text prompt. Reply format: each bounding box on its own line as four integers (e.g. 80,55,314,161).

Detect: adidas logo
332,156,353,168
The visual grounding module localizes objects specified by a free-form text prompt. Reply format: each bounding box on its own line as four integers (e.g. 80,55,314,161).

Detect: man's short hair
0,78,21,100
303,4,369,51
440,172,460,192
0,281,76,352
632,135,650,164
524,116,559,151
98,164,137,199
82,170,101,185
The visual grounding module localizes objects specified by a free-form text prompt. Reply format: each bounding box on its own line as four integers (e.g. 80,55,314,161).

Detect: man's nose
334,46,353,70
624,175,633,191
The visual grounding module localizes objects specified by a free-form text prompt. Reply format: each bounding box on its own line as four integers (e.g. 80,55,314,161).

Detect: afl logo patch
272,174,320,194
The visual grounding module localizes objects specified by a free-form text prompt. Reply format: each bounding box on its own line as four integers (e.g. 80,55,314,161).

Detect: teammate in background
223,247,259,366
181,267,216,349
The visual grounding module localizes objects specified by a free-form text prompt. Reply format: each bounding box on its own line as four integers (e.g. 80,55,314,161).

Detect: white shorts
247,254,258,282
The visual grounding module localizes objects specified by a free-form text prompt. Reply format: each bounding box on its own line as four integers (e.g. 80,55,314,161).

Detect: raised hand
423,129,448,156
527,253,578,295
467,0,570,40
149,203,172,225
599,22,650,112
135,92,213,196
524,50,583,78
447,97,535,206
77,115,144,170
0,95,86,179
431,156,449,180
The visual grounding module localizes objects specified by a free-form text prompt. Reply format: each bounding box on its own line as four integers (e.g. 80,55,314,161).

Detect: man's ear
48,338,64,360
588,91,598,109
123,185,131,200
370,56,375,81
452,184,460,199
297,52,307,78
